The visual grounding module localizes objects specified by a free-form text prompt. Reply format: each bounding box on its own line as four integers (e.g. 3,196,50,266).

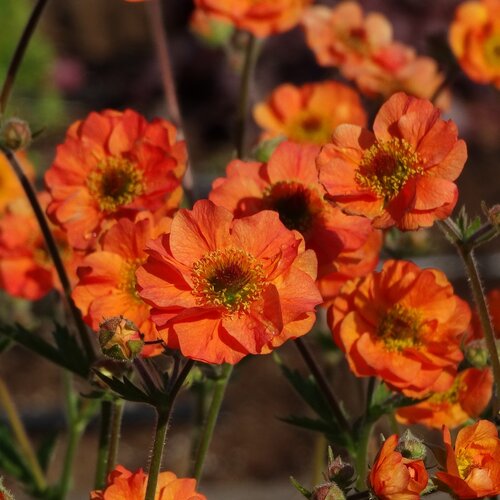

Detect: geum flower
449,0,500,88
318,92,467,230
301,2,393,69
209,141,374,283
0,193,78,301
436,420,500,498
368,434,428,500
90,465,206,500
72,215,170,357
329,259,470,397
253,81,366,145
195,0,312,38
45,109,185,250
396,367,493,429
137,200,322,364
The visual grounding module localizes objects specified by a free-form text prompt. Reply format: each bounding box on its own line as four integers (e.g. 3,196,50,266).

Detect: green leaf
52,324,91,377
93,371,160,405
290,476,312,498
36,432,59,474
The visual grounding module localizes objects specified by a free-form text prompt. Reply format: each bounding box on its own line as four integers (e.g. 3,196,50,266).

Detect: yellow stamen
119,259,145,300
456,450,475,479
355,138,424,200
378,303,423,351
191,248,266,315
484,33,500,68
87,157,144,212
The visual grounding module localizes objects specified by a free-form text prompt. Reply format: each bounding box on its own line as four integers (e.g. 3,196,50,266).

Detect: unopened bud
327,455,354,486
190,10,234,47
396,430,426,460
312,482,345,500
465,339,490,368
0,118,31,150
99,316,144,361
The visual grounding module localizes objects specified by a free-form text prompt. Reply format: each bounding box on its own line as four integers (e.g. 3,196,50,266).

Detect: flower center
378,304,423,351
262,181,322,234
119,259,145,300
191,248,266,314
355,138,424,201
456,450,475,479
484,32,500,68
428,376,462,405
289,113,331,144
87,157,144,212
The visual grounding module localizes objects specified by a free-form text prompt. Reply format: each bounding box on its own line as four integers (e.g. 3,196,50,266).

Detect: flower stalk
94,400,113,490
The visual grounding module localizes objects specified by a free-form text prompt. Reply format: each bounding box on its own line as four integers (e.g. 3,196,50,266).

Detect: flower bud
98,316,144,361
396,429,426,460
312,482,345,500
465,339,490,368
190,10,234,47
327,455,354,486
0,118,31,150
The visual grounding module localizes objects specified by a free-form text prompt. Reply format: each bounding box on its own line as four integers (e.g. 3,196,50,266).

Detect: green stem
235,33,259,158
0,147,95,362
144,359,195,500
94,400,113,490
0,378,46,492
145,409,170,500
295,338,351,432
106,399,124,475
193,363,234,484
355,422,374,491
0,0,50,114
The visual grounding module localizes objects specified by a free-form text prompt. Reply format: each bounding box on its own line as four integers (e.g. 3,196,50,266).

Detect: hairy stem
0,147,95,361
193,363,234,484
235,33,259,158
106,399,125,475
144,359,195,500
94,401,113,490
355,422,374,491
0,0,49,114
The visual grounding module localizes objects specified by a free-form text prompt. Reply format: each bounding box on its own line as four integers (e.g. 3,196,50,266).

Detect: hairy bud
98,316,144,361
0,118,31,150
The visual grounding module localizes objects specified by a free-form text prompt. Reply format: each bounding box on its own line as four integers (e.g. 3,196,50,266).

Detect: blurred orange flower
396,368,493,429
189,8,234,46
209,141,373,280
0,193,78,301
318,92,467,230
449,0,500,88
436,420,500,498
194,0,311,38
0,151,35,213
302,2,392,69
368,434,428,500
90,465,206,500
45,109,185,250
318,228,383,304
253,81,366,145
137,200,322,364
72,215,170,356
329,259,470,397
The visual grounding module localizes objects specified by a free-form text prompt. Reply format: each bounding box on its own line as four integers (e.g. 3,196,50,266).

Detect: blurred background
0,0,499,498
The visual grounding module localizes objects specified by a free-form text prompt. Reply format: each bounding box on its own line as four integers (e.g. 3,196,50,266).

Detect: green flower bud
312,482,345,500
396,429,426,460
0,118,31,150
99,316,144,361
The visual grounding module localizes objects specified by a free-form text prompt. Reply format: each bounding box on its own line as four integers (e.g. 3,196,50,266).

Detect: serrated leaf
93,371,155,405
52,324,90,377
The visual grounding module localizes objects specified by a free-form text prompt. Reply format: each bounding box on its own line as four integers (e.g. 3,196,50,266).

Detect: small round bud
312,482,345,500
99,316,144,361
465,339,490,368
396,429,426,460
0,118,31,150
190,10,234,47
327,456,355,485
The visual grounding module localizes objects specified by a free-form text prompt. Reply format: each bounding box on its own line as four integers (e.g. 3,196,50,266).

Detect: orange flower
329,259,470,397
194,0,311,38
72,215,170,357
0,194,78,301
368,434,428,500
209,141,373,280
318,228,382,304
137,200,322,364
449,0,500,88
436,420,500,498
253,81,366,145
318,92,467,230
45,109,186,250
0,151,35,213
396,368,493,429
90,465,206,500
301,2,393,69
